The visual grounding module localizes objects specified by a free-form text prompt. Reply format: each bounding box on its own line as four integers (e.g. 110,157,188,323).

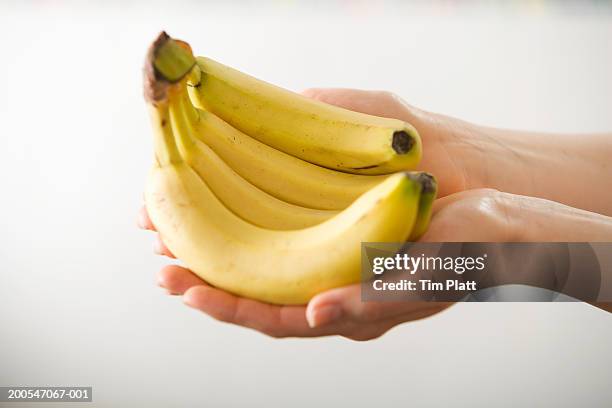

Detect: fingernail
307,305,342,328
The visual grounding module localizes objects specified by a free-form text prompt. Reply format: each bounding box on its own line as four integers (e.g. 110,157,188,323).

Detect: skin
139,89,612,340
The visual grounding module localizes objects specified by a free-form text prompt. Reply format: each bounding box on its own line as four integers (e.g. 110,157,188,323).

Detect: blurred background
0,1,611,407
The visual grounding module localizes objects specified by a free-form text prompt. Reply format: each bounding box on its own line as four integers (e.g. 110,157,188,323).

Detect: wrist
400,103,554,198
432,118,545,197
495,192,612,241
494,192,530,241
402,106,486,196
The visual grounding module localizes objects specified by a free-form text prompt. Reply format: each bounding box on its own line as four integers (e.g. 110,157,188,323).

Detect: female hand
138,206,452,340
303,88,612,216
301,88,472,197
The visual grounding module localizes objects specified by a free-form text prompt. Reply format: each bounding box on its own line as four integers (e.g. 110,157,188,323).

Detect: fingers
158,265,206,295
137,206,155,231
182,285,336,338
307,284,403,327
301,88,411,121
306,283,452,329
179,279,451,339
138,205,175,257
153,234,175,258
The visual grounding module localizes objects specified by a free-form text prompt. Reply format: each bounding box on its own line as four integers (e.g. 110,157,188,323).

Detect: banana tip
405,172,437,194
392,130,415,154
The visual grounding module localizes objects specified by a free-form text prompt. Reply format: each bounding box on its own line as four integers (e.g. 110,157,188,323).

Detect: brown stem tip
416,172,436,194
144,31,171,103
143,31,195,103
405,172,436,194
392,130,415,154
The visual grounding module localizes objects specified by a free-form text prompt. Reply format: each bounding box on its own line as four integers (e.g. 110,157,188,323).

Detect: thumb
305,283,452,328
301,88,410,121
305,284,408,328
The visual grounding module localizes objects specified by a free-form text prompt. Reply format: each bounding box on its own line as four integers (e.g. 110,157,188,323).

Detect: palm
140,206,449,340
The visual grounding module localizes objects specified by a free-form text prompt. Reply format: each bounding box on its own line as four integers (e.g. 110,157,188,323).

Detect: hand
138,206,452,340
419,189,612,313
136,190,542,338
304,89,612,216
140,89,612,336
420,188,517,242
422,188,612,242
302,88,474,197
139,188,612,338
138,87,470,340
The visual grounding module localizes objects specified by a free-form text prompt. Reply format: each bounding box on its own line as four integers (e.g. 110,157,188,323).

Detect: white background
1,1,611,407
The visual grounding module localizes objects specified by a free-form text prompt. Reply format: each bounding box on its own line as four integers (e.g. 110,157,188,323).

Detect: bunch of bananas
143,32,437,305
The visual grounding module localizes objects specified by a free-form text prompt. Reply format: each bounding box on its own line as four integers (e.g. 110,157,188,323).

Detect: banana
170,87,337,230
408,173,437,241
186,57,422,175
143,32,434,304
147,166,422,304
182,96,388,210
153,34,421,209
145,93,424,305
173,84,438,235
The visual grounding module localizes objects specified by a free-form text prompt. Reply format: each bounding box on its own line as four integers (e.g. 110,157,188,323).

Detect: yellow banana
170,87,336,230
143,32,435,304
172,79,437,233
183,99,388,210
175,84,438,232
152,34,420,209
187,57,422,175
145,93,424,304
407,173,437,241
147,165,422,304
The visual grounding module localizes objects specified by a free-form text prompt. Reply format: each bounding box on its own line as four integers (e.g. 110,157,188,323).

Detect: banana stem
154,37,196,83
144,31,196,103
144,32,198,165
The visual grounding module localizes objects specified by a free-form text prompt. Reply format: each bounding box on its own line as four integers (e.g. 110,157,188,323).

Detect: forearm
502,194,612,313
410,106,612,215
470,127,612,216
499,192,612,241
